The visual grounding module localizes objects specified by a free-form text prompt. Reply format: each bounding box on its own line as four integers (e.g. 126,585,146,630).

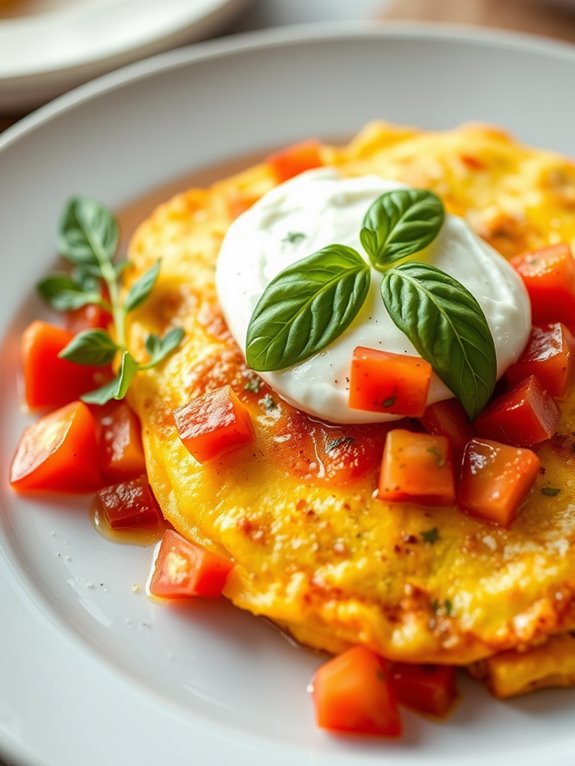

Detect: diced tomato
390,663,458,718
96,401,146,482
65,303,112,335
266,139,323,183
349,347,431,417
378,429,455,506
511,243,575,325
94,475,162,530
173,385,254,463
506,323,575,399
311,646,402,737
21,320,103,410
149,529,233,599
420,398,475,463
474,376,560,448
458,438,540,526
10,401,102,493
277,410,389,486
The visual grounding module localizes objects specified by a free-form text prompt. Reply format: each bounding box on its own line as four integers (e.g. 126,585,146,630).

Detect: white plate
0,0,251,110
2,22,575,766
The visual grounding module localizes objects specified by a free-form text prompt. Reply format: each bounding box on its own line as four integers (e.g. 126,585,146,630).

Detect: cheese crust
125,123,575,691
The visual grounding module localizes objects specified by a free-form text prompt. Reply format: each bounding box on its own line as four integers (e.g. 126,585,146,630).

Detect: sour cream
216,169,531,424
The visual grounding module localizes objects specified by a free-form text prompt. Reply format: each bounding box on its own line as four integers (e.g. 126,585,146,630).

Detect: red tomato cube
21,320,104,410
97,401,146,482
10,401,102,493
173,385,254,463
458,438,540,527
510,243,575,325
378,429,456,506
95,475,162,530
390,663,458,718
349,347,431,417
506,323,575,399
149,529,233,599
266,139,323,182
474,376,560,447
311,646,402,737
420,398,475,463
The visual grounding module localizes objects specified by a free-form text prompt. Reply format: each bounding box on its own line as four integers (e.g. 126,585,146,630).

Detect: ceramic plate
0,0,251,110
1,22,575,766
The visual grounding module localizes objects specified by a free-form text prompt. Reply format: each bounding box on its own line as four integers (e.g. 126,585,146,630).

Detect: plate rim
2,18,575,129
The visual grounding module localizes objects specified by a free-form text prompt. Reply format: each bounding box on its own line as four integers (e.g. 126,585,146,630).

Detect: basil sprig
245,188,497,418
37,196,184,404
246,245,370,371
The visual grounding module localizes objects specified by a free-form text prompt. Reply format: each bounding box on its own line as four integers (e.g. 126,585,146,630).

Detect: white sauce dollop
216,169,531,424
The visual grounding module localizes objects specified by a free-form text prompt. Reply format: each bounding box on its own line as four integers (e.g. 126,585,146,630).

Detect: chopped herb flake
325,436,355,452
382,395,396,408
426,445,445,468
421,527,440,544
431,598,453,616
283,231,306,244
541,486,561,497
260,393,279,413
244,375,262,394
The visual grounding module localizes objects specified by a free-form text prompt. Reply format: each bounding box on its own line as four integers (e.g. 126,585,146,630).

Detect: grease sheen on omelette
125,122,575,666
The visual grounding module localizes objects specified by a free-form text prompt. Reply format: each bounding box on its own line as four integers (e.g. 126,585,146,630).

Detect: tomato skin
420,399,475,463
266,140,322,182
378,429,456,505
349,347,431,417
311,646,402,737
96,401,146,482
458,438,540,527
173,385,254,463
506,323,575,399
474,375,560,448
149,529,233,599
390,663,458,718
21,320,104,410
510,243,575,325
10,401,102,493
95,475,162,530
65,303,112,335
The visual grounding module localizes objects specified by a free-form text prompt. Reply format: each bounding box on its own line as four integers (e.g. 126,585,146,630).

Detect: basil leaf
81,351,138,405
143,327,185,367
71,265,102,292
37,273,101,311
58,197,119,266
124,260,161,312
360,189,445,268
246,245,370,371
59,329,118,366
381,262,496,419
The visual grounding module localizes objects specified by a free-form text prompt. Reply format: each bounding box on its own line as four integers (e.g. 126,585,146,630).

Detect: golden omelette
124,123,575,697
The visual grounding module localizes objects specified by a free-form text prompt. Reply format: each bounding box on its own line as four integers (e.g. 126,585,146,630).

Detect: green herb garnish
283,231,306,244
421,527,440,544
245,189,496,419
260,393,279,413
244,374,263,394
37,197,184,405
325,436,355,452
541,486,561,497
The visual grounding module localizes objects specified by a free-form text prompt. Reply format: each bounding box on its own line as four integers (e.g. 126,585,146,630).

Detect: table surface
1,0,574,764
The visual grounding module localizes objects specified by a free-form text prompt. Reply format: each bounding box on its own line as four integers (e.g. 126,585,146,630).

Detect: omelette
125,122,575,698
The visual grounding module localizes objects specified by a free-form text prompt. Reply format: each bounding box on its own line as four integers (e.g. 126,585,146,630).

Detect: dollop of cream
216,169,531,424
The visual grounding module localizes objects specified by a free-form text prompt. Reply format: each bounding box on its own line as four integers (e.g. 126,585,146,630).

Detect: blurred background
1,0,575,131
